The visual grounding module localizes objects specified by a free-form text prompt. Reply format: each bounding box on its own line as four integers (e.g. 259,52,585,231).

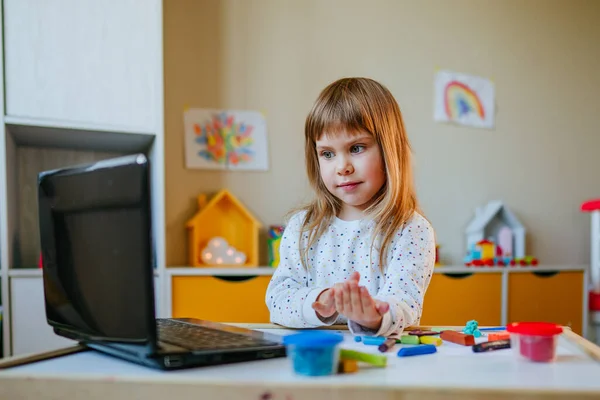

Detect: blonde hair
295,77,422,270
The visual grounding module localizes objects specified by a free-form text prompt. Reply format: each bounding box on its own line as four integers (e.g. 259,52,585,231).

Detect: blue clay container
282,331,344,376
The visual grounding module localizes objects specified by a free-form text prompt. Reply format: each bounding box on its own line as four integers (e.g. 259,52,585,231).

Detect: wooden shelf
166,265,588,276
435,265,588,273
8,269,43,278
167,267,276,276
9,269,160,278
5,117,155,153
4,115,155,136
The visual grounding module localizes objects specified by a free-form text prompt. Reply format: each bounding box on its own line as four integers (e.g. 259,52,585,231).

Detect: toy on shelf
463,201,538,267
186,189,261,268
464,239,539,267
201,237,247,266
267,225,284,268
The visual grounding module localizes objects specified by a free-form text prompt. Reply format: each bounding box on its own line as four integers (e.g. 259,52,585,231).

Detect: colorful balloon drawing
193,112,255,165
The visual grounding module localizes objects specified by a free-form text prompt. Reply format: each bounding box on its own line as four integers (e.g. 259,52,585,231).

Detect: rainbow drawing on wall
434,70,495,129
184,108,269,171
444,81,485,120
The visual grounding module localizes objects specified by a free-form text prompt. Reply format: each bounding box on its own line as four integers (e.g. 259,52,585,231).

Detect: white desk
0,325,599,400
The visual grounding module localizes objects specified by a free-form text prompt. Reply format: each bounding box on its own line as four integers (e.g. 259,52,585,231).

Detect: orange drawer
172,275,271,323
420,272,502,326
508,271,584,334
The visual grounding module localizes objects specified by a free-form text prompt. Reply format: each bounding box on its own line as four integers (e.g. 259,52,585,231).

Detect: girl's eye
321,151,334,159
350,145,365,154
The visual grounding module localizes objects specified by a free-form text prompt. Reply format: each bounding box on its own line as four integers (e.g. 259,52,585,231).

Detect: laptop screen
38,154,156,344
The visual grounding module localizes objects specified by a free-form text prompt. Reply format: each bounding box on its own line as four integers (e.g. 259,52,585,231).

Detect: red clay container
506,322,563,362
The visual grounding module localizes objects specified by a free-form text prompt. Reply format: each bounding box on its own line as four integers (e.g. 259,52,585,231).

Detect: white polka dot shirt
265,211,436,337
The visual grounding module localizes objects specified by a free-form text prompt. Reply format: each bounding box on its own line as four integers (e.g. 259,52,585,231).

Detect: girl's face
316,129,386,220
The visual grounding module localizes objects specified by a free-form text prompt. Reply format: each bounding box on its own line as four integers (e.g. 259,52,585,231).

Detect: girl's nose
336,157,354,175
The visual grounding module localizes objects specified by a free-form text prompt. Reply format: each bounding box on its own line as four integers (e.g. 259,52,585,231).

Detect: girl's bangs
311,93,370,140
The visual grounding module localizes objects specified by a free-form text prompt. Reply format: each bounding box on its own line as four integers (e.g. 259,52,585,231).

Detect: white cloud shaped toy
201,237,247,266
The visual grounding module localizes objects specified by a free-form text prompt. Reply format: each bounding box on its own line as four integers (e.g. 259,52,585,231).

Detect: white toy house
465,200,525,260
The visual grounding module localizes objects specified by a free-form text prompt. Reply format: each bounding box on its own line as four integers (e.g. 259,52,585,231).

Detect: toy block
340,349,387,367
488,332,510,341
472,339,510,353
337,359,358,373
420,336,442,346
363,336,386,345
440,330,475,346
408,329,438,336
378,338,397,352
400,335,420,345
397,344,437,357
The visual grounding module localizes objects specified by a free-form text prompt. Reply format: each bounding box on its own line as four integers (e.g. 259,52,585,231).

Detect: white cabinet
3,0,161,132
10,276,74,356
0,0,165,359
10,273,162,356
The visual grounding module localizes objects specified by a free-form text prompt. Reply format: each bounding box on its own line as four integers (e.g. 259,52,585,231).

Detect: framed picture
184,108,269,171
434,70,495,129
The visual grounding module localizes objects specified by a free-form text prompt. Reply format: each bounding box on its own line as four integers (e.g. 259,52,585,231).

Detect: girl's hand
335,272,390,331
312,272,360,321
312,288,337,320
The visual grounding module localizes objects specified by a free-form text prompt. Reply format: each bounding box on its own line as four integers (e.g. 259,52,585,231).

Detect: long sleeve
348,214,436,337
265,212,336,328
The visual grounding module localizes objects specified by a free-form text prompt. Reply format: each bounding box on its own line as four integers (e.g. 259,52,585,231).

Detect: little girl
265,77,435,337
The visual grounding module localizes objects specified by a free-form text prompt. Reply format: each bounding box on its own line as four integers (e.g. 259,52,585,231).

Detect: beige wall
164,0,600,267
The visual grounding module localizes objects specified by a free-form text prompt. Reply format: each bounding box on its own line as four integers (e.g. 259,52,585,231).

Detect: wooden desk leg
0,344,88,369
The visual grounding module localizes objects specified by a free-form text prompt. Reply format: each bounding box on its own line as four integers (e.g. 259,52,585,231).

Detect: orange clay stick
440,330,475,346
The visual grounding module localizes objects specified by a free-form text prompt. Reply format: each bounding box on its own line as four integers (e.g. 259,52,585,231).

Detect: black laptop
37,153,286,370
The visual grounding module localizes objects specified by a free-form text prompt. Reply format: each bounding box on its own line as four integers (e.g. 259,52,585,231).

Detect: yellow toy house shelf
186,189,261,268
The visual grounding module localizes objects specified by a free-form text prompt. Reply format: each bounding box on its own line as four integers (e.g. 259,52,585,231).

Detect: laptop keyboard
156,319,276,350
